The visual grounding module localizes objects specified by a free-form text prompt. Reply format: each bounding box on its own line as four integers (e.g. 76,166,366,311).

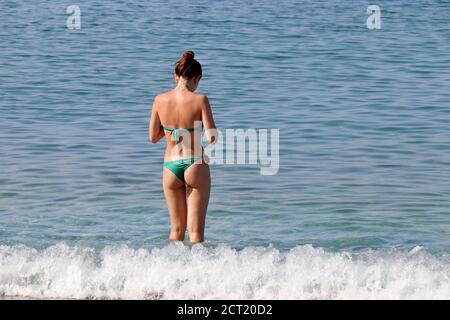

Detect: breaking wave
1,242,449,299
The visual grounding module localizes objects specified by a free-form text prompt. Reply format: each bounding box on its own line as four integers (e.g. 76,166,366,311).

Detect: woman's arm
149,96,165,143
201,95,218,144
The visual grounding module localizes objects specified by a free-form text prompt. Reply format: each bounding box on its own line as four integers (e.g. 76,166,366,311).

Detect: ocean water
0,0,449,299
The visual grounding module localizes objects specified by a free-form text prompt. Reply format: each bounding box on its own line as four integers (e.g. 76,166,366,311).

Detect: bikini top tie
162,125,202,144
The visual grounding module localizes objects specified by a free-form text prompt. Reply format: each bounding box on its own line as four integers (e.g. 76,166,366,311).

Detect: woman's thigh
184,163,210,232
163,168,188,230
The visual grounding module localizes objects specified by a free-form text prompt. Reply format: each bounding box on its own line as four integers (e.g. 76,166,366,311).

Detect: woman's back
157,89,202,128
154,89,211,161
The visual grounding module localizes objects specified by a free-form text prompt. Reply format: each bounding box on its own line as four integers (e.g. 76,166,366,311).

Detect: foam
0,243,449,299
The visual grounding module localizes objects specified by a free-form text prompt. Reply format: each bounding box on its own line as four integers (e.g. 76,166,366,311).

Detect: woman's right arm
201,95,218,144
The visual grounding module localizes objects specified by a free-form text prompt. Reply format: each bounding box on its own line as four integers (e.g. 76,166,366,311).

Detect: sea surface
0,0,449,299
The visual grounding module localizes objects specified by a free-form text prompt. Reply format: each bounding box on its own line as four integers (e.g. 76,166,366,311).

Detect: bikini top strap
161,125,202,143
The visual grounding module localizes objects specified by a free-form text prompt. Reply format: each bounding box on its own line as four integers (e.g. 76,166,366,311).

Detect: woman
149,51,217,244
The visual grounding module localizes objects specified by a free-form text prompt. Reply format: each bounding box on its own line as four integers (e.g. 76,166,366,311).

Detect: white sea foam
0,242,449,300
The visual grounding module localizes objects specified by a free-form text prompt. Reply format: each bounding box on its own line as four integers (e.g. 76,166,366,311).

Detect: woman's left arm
149,96,164,143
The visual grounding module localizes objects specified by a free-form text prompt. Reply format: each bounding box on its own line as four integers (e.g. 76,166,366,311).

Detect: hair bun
182,51,195,61
175,50,202,78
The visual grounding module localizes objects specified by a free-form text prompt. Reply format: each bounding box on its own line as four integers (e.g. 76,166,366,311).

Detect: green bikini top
162,125,202,143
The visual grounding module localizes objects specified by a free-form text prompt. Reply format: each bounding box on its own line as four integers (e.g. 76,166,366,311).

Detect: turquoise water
1,0,449,299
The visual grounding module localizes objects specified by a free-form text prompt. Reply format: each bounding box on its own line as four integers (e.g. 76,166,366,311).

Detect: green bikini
162,125,202,182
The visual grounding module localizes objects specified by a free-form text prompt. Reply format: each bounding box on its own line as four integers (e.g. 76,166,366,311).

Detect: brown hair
175,51,202,79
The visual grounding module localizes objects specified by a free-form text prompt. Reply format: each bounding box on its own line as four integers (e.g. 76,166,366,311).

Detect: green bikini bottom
163,157,201,182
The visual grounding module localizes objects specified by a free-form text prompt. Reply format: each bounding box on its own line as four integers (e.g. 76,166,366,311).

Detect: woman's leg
184,162,211,243
163,168,187,241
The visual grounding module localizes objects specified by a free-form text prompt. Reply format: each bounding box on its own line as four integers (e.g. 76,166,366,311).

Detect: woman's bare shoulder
155,90,174,101
153,91,175,109
193,92,209,104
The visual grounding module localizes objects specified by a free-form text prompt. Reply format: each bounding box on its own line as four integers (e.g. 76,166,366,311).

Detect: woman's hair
175,51,202,79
